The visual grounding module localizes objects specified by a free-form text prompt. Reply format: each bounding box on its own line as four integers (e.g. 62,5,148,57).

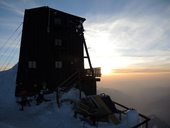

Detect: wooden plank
90,95,120,125
90,95,112,114
108,114,120,125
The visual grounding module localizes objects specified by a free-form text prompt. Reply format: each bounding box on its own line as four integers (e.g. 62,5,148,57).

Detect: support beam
82,35,94,77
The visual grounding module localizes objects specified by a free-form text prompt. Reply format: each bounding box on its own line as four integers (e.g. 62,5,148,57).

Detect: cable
0,22,22,52
0,31,21,62
3,40,20,70
0,23,22,70
1,38,20,71
0,36,20,71
0,31,21,70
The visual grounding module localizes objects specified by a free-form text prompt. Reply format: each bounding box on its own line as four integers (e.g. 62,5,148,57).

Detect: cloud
84,2,170,70
0,0,42,17
0,0,24,16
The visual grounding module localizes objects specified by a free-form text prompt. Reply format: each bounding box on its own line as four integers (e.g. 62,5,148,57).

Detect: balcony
84,67,101,77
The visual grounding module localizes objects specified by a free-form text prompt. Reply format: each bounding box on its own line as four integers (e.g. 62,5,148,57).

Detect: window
42,82,47,89
28,61,36,69
54,18,61,25
55,39,62,46
55,61,62,69
76,23,84,34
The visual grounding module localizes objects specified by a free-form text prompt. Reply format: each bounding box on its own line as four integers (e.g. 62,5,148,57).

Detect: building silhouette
15,6,101,97
14,7,150,127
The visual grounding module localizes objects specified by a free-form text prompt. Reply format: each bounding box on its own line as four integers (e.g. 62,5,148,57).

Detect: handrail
55,71,80,107
56,71,79,89
112,100,150,128
84,67,101,77
132,113,150,128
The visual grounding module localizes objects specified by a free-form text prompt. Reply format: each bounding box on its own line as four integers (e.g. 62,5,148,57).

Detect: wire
0,22,22,52
3,39,21,71
0,31,21,70
0,23,22,71
0,23,22,68
0,31,21,62
0,37,21,71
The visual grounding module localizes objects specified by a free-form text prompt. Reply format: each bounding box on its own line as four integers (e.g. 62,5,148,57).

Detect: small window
55,61,62,69
32,61,36,68
28,61,36,69
28,61,32,68
42,82,47,89
55,39,62,46
54,18,61,25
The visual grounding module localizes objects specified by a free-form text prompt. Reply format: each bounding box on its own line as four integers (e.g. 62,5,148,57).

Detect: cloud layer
84,1,170,72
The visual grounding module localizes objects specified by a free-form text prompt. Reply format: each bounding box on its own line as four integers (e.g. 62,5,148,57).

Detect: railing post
146,121,148,128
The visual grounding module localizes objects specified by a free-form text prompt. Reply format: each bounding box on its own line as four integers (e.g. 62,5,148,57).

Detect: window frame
55,61,62,69
28,61,37,69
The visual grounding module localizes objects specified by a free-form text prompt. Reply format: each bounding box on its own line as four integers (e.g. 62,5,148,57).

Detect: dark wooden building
16,6,101,97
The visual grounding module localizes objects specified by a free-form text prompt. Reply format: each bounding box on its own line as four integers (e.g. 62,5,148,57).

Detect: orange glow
101,67,113,76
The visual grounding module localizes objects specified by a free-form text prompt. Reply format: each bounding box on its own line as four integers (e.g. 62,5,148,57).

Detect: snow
126,109,139,127
0,65,140,128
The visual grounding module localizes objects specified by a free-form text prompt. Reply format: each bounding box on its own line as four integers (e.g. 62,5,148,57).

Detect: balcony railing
113,100,150,128
84,67,101,77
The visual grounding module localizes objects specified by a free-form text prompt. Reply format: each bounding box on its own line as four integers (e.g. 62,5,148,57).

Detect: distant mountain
0,64,17,105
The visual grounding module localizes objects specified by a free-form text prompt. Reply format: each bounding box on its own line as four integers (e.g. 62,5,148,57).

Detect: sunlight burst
101,67,113,75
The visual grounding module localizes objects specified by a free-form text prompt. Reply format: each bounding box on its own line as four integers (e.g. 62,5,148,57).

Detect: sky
0,0,170,74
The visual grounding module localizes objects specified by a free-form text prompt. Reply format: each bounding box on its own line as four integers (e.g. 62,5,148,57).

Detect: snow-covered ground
1,65,85,128
1,65,165,128
0,65,137,128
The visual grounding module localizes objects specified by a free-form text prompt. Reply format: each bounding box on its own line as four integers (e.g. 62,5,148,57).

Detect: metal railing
113,100,150,128
84,67,101,77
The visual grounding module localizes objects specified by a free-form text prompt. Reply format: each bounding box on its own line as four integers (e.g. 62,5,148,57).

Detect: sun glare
85,27,136,76
101,67,113,75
